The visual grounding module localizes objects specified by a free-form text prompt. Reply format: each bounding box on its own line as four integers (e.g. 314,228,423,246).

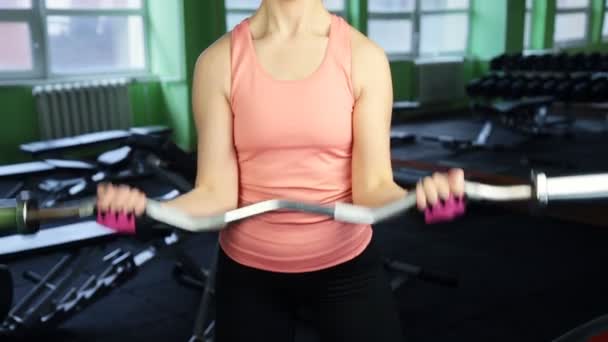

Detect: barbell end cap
532,171,549,206
16,191,40,235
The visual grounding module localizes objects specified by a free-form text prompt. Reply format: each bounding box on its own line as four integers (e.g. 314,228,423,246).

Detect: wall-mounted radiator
33,78,133,140
415,58,466,105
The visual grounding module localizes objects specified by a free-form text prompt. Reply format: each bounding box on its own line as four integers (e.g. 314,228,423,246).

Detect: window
602,1,608,38
224,0,346,32
554,0,589,46
0,0,148,80
368,0,470,59
524,0,532,48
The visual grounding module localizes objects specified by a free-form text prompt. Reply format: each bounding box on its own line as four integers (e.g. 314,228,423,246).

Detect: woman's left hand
415,168,465,211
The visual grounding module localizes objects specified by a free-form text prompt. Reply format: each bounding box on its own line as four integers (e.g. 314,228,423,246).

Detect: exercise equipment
2,170,607,342
4,171,606,237
0,265,11,322
19,126,170,156
0,238,178,338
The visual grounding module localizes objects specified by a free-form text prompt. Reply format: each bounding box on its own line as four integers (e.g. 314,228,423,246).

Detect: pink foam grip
96,210,136,234
424,195,466,224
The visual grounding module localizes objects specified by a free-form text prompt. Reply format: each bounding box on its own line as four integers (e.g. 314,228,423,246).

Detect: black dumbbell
584,52,601,72
508,76,529,98
555,75,574,101
524,76,544,97
571,76,593,102
535,54,552,72
495,75,515,97
599,54,608,72
590,77,608,102
466,77,485,97
541,76,560,96
521,55,539,71
565,52,586,72
549,53,570,72
490,54,507,71
478,75,501,98
503,53,524,71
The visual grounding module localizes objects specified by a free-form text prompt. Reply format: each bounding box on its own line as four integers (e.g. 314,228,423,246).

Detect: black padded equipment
0,265,12,322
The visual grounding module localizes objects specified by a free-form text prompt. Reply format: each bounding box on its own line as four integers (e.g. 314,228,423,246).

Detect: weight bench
471,96,567,137
20,126,171,157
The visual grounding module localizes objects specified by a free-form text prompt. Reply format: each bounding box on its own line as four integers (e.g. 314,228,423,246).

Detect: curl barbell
1,171,606,238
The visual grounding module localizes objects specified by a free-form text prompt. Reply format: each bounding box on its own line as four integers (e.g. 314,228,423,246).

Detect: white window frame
368,0,471,61
553,0,591,48
0,0,150,81
602,1,608,40
524,0,533,49
225,0,347,32
367,3,415,60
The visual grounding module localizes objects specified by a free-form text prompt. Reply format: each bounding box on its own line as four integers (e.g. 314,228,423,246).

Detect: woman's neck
256,0,329,37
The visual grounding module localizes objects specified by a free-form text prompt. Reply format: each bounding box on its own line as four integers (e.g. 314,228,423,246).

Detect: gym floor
5,114,608,342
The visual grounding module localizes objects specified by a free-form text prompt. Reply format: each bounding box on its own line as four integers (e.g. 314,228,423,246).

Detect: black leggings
214,238,405,342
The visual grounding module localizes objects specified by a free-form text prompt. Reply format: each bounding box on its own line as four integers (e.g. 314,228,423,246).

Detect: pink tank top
219,14,372,273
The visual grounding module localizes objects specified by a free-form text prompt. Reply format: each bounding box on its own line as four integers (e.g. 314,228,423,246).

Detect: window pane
368,19,412,54
556,0,589,9
554,12,587,43
46,0,141,10
421,0,469,11
226,12,252,31
0,0,31,9
369,0,414,13
524,12,531,47
603,12,608,36
47,15,145,74
0,22,32,71
420,13,468,55
225,0,260,10
324,0,344,11
526,0,533,10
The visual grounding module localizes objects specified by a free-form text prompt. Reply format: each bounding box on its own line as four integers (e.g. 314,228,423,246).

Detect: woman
97,0,465,341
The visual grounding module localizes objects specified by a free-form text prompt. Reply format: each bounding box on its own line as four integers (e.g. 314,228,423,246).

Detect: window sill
0,73,168,87
388,55,466,64
553,40,589,50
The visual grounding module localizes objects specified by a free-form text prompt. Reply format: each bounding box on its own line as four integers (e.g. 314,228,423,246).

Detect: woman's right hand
96,183,147,216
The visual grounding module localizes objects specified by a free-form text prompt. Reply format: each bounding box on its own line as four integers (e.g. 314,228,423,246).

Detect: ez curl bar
3,171,607,238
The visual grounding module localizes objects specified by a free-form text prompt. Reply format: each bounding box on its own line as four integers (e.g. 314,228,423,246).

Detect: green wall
2,0,608,163
0,86,38,163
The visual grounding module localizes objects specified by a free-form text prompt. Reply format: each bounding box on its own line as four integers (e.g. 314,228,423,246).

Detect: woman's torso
219,14,372,273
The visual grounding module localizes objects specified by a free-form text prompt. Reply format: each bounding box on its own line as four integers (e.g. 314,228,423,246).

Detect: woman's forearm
161,185,238,217
352,180,408,208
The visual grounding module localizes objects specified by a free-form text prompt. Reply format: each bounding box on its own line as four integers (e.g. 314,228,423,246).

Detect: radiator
32,78,133,140
415,58,465,104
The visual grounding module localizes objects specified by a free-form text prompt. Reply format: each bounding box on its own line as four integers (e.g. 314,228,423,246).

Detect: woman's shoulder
198,33,232,67
347,24,386,63
347,24,390,98
193,33,232,95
